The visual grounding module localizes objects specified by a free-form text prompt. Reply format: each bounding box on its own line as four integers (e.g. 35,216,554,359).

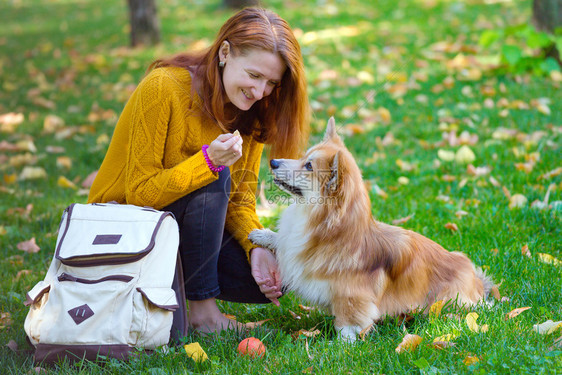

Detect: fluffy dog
249,117,493,341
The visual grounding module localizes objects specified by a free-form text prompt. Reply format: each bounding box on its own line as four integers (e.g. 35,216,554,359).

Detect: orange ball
237,337,266,358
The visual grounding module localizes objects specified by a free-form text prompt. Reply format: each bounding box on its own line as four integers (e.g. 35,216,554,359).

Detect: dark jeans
163,168,270,304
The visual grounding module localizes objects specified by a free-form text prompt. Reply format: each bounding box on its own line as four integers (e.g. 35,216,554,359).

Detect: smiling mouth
274,178,303,196
241,89,253,100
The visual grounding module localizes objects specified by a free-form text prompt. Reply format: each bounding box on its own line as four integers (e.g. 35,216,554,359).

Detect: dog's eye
304,162,313,171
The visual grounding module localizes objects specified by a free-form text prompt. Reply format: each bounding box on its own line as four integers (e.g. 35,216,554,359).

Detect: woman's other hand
207,132,243,167
250,247,282,306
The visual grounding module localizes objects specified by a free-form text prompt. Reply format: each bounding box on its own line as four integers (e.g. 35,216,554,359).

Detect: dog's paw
336,325,361,343
248,229,278,251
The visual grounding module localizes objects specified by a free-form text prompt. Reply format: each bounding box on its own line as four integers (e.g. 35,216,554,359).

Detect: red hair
149,8,309,159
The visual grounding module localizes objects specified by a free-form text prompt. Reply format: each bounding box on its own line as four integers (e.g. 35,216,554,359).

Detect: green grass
1,0,561,373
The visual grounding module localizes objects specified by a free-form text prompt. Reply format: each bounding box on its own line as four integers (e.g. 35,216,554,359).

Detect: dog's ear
325,151,339,194
323,117,338,142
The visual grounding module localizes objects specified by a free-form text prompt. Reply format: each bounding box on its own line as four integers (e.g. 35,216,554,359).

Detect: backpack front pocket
37,274,135,346
131,287,178,348
24,281,51,345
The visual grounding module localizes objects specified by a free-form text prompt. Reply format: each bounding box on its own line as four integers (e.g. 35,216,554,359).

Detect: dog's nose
270,159,280,169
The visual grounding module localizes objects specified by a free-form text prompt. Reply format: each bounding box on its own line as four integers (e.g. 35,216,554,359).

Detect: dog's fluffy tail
475,268,495,299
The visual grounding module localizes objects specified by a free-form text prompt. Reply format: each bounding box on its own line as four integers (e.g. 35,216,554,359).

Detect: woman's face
219,44,286,111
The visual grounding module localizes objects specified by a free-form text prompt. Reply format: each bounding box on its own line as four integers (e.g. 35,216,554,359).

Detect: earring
219,61,225,68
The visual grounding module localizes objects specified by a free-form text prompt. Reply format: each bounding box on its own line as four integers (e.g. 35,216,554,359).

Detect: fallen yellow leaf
19,166,47,180
455,145,476,164
459,68,482,81
433,333,458,343
532,320,562,335
292,328,321,339
432,341,456,350
378,107,391,123
96,133,109,145
357,71,375,84
0,312,13,330
0,112,24,133
244,319,271,329
392,215,413,226
550,71,562,82
521,244,531,258
515,162,534,173
533,102,551,116
298,304,315,312
397,176,409,185
395,333,423,353
463,355,480,366
373,184,388,199
289,309,301,320
467,164,491,177
537,253,561,266
455,210,469,218
481,85,496,96
491,285,501,300
16,139,36,153
489,176,501,187
396,159,416,172
509,194,528,209
359,324,373,341
540,167,562,180
343,124,365,135
429,300,445,318
56,156,72,170
0,112,24,126
43,114,65,133
466,312,480,333
444,223,459,232
184,342,208,362
9,153,37,168
437,149,455,162
57,176,77,189
3,173,17,184
505,306,531,320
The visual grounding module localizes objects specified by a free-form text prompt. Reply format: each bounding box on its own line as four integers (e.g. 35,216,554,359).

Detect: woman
87,8,309,334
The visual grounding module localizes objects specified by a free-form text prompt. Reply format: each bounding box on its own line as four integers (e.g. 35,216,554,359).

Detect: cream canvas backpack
23,203,188,363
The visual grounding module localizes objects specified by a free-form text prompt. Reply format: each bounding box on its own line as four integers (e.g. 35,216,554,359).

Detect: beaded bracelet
202,145,225,172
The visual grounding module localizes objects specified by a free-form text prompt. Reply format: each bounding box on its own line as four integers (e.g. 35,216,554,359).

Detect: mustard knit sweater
88,66,264,257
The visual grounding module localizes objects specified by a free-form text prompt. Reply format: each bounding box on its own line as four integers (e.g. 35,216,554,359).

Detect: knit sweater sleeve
125,69,218,209
225,137,265,260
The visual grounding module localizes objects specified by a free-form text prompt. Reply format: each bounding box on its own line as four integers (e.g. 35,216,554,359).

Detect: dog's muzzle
270,159,304,196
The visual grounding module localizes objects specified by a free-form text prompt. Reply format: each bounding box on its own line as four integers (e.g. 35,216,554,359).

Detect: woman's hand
250,247,282,306
207,132,243,167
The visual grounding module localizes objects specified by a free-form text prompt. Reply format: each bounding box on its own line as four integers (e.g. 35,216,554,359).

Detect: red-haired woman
88,8,309,334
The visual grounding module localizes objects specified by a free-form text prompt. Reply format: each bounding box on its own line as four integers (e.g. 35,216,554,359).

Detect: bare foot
188,298,246,334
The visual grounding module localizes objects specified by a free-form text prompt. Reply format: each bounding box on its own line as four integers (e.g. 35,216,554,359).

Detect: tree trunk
223,0,261,9
532,0,562,66
532,0,562,33
128,0,160,47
